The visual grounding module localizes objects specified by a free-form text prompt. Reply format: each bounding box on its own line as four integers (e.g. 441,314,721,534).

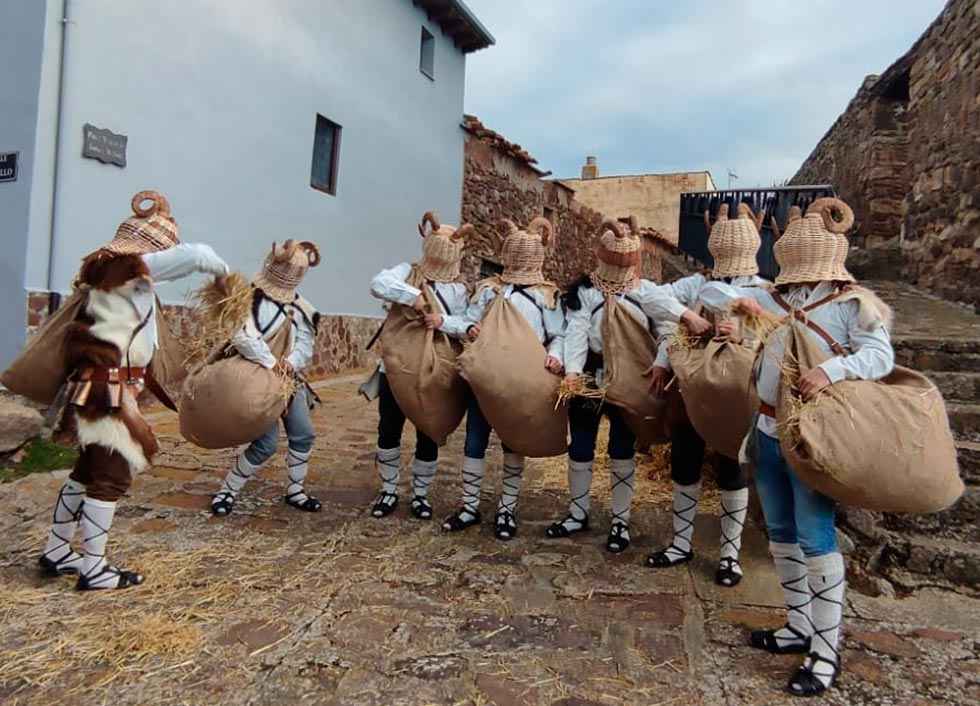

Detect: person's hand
645,365,670,398
276,359,295,378
731,297,764,318
681,309,712,336
412,294,426,312
798,367,832,401
545,355,563,374
424,313,443,330
466,324,481,341
716,319,739,341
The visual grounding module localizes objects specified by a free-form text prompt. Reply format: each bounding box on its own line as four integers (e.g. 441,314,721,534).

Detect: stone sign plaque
0,151,18,182
82,124,127,167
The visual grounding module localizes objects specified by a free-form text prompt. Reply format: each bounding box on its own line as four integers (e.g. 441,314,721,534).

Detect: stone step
891,532,980,587
957,440,980,484
893,336,980,372
881,486,980,539
948,402,980,441
928,371,980,403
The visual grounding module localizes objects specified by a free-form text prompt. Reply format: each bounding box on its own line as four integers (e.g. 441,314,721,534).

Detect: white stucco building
0,0,493,369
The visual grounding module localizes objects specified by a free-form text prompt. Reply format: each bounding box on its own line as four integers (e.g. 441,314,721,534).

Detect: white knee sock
770,542,813,649
79,498,126,589
718,488,748,579
376,446,401,495
497,453,525,515
411,458,439,499
459,456,486,520
43,479,86,571
664,481,701,560
285,446,313,505
609,458,636,528
568,459,594,519
797,553,845,690
216,452,261,503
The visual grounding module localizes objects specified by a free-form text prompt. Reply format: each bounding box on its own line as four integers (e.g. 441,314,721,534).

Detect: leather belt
759,402,777,418
78,366,147,384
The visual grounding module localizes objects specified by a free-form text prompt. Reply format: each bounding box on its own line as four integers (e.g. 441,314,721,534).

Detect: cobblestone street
1,363,978,705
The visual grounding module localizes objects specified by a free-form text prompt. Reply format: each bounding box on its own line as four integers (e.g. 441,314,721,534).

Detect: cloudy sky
462,0,945,188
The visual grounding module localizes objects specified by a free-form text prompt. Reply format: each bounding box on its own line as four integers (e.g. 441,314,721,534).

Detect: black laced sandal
211,492,236,517
494,510,518,541
410,496,433,520
606,522,631,553
646,544,694,568
371,492,398,518
442,507,481,532
787,652,840,697
76,565,145,591
545,514,589,539
750,625,812,654
38,551,82,577
715,556,743,587
285,492,322,513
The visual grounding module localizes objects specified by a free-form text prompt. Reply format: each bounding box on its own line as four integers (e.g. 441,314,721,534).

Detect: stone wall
792,0,980,308
461,116,667,289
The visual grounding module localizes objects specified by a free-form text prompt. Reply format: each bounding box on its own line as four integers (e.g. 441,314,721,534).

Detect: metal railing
678,185,835,281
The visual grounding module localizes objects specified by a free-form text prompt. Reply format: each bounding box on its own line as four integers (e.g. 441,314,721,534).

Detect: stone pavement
1,371,978,705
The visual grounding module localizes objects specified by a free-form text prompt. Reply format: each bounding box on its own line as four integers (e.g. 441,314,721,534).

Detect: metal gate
678,185,835,281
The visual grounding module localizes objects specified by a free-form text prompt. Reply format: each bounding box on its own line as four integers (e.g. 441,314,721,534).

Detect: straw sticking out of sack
556,373,606,409
739,307,783,343
183,272,253,368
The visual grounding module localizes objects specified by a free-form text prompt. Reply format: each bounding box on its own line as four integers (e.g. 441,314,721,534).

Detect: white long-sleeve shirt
564,279,687,379
461,283,566,364
700,280,895,438
370,262,470,374
232,296,318,371
658,272,769,371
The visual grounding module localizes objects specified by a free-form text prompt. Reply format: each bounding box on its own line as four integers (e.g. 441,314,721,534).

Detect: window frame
419,26,435,80
310,114,342,197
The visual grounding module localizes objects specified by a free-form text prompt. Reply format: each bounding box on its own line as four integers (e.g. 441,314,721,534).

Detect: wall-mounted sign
0,151,18,182
82,124,127,167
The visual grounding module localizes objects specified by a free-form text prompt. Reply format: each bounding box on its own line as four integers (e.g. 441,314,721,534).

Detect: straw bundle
556,373,606,408
183,272,253,368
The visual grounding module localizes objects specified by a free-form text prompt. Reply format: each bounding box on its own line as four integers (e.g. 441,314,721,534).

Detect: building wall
0,1,49,370
792,0,980,307
559,172,716,246
460,132,663,289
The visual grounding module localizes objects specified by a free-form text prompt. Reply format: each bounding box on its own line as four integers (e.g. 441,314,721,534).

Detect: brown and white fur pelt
836,285,893,333
66,252,160,472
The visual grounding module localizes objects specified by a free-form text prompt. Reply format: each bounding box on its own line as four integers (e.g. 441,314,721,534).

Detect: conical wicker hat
500,217,553,286
592,216,642,295
774,198,855,285
417,212,472,282
104,190,180,255
254,240,321,303
707,203,762,278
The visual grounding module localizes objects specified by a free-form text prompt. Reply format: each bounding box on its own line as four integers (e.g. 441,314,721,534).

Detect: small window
311,114,341,196
480,258,503,278
419,27,435,80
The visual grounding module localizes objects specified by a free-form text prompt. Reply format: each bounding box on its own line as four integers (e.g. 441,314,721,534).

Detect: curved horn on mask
601,218,624,239
299,241,321,267
498,219,519,237
788,205,803,223
627,215,639,236
132,190,171,218
807,197,855,235
527,216,554,246
274,239,300,262
737,202,765,231
770,215,782,241
418,211,441,238
453,223,476,242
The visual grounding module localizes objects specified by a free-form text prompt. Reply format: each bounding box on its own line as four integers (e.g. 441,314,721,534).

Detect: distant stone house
791,0,980,307
460,116,670,288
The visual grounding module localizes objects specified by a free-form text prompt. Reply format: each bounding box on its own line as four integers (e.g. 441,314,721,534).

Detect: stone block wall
791,0,980,308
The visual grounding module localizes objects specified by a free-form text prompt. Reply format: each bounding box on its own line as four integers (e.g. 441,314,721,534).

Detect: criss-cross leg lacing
40,479,86,576
716,488,748,587
647,482,700,568
77,498,143,591
751,543,813,654
372,447,402,517
607,459,635,552
546,460,592,538
495,453,525,537
212,453,261,516
410,458,438,519
284,446,321,512
788,554,845,696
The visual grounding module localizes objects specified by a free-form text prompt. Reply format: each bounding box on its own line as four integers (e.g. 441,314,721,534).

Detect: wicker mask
417,212,473,283
592,217,642,295
706,203,762,279
105,191,180,256
773,198,855,286
500,217,553,286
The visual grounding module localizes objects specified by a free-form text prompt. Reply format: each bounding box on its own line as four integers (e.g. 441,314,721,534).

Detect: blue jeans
568,398,636,462
754,430,837,557
244,386,316,465
464,391,511,458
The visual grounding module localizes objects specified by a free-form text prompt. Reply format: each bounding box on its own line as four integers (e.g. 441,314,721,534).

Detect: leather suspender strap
514,287,552,344
770,290,850,355
431,284,453,315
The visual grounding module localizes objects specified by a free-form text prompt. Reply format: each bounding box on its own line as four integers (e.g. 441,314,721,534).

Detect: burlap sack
670,336,759,459
378,268,466,445
179,323,293,449
1,289,89,405
601,296,669,446
458,297,567,457
778,321,963,513
149,297,188,404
